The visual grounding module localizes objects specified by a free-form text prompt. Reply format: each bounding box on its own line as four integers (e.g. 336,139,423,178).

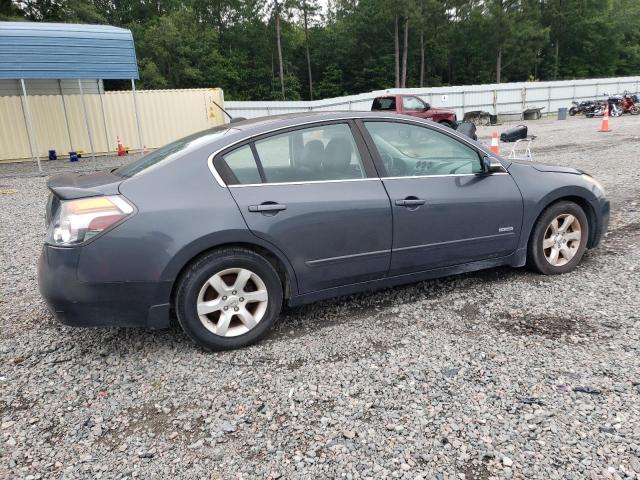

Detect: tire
631,105,640,115
569,107,578,116
175,248,283,351
527,201,589,275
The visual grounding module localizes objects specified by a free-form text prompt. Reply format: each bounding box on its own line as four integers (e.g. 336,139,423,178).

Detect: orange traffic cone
490,131,500,154
117,136,127,156
598,106,610,132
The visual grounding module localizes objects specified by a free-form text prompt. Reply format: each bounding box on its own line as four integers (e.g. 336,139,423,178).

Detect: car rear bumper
38,245,171,329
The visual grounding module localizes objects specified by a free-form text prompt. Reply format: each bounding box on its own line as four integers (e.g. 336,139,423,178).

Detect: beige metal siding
0,87,225,161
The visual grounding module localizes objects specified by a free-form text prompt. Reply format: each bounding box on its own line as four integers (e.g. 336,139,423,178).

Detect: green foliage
11,0,640,99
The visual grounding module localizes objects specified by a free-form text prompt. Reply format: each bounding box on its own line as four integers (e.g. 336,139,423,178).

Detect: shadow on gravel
269,266,520,341
496,312,594,340
461,458,492,480
48,255,597,355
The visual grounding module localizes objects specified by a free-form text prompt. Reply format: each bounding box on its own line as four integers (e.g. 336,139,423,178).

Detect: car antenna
209,99,246,124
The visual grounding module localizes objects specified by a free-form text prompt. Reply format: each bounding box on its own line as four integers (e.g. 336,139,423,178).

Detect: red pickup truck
371,94,457,128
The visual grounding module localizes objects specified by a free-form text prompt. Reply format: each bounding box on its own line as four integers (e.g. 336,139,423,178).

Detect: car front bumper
591,198,610,248
38,245,171,329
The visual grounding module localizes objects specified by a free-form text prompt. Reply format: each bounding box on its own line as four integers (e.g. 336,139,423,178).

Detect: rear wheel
527,201,589,275
175,248,283,350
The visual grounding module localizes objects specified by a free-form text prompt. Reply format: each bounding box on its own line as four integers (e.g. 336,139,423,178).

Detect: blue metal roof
0,21,139,80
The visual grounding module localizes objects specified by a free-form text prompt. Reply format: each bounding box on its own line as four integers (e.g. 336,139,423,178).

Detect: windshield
114,126,236,177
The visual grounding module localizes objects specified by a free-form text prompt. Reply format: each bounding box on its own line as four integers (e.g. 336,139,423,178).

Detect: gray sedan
38,112,609,350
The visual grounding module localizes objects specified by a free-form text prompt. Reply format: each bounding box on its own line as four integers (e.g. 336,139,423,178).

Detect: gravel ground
1,115,639,479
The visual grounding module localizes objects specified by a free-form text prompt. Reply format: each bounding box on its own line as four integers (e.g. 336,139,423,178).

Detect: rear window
372,97,396,111
114,127,235,177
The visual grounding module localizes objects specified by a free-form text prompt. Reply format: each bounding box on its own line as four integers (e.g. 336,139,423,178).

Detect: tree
273,0,286,99
10,0,640,100
297,0,320,100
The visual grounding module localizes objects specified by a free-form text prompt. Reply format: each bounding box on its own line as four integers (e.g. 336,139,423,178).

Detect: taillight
45,195,134,246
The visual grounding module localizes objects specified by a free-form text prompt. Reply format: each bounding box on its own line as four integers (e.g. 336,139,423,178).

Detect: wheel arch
526,193,599,250
160,234,299,311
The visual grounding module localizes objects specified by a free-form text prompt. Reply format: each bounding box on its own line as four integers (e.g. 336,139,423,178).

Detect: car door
214,121,393,293
358,120,523,276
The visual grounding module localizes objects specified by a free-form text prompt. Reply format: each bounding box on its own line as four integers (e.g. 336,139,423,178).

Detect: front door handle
395,198,426,207
248,203,287,213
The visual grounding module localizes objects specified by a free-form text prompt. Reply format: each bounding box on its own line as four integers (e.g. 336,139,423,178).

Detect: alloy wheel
196,267,268,337
543,214,582,267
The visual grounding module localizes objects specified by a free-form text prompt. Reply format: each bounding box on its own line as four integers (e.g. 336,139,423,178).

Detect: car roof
226,111,421,135
193,111,491,160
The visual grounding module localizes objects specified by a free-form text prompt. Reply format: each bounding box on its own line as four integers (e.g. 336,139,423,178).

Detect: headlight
46,195,134,246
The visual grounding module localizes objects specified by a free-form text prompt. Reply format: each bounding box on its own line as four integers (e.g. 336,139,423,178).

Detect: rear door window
253,123,366,183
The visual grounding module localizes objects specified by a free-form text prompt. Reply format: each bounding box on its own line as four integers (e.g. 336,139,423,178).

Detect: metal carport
0,21,140,171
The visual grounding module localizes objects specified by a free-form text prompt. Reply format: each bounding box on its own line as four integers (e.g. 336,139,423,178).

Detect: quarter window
253,123,366,183
222,145,261,185
364,121,483,177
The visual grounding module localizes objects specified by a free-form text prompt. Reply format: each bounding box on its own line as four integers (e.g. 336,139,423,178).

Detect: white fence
226,76,640,120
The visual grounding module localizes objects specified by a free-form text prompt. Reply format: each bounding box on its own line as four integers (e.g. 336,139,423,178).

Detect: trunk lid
46,170,123,200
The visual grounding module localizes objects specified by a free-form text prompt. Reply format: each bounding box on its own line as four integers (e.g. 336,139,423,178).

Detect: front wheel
631,105,640,115
569,107,578,116
175,248,283,351
527,201,589,275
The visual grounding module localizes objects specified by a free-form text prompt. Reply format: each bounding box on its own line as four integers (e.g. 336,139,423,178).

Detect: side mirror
423,102,430,111
482,155,504,174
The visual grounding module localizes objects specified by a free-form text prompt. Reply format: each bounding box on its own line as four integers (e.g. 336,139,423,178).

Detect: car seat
322,137,353,179
298,140,324,180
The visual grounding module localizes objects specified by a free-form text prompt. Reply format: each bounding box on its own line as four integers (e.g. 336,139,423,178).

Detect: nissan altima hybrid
38,112,609,350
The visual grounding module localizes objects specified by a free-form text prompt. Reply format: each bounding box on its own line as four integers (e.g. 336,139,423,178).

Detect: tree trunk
394,15,400,88
303,2,313,100
274,0,286,99
553,39,559,80
401,18,409,88
419,30,425,88
496,47,502,83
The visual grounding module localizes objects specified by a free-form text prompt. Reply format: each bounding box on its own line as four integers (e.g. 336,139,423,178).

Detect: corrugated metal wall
226,76,640,120
0,21,139,80
0,83,225,161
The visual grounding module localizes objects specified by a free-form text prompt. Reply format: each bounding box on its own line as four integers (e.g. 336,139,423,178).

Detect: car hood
47,170,123,200
509,160,582,175
427,107,455,115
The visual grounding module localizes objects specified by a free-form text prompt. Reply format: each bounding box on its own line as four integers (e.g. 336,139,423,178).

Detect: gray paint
38,112,610,329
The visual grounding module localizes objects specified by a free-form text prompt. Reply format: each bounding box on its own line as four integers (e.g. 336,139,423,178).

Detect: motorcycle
620,91,640,115
586,94,623,118
569,100,599,116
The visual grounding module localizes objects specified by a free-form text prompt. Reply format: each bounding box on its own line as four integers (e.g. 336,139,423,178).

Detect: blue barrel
557,108,568,120
48,150,57,160
69,151,78,162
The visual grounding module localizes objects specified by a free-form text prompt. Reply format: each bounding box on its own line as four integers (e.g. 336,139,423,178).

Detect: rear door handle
248,203,287,212
395,198,426,207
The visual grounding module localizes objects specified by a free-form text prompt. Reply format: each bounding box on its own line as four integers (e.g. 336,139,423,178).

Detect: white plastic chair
508,136,536,161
